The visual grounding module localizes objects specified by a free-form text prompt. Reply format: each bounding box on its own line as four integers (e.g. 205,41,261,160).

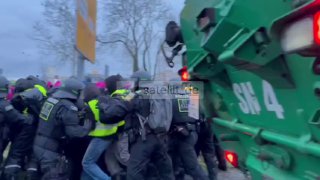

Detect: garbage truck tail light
313,11,320,45
178,66,189,81
181,71,189,81
225,151,239,168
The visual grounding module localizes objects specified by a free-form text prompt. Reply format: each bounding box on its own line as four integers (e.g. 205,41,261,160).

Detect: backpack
136,93,173,134
97,96,130,124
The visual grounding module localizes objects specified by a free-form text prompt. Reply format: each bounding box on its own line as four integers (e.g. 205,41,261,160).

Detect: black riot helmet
26,75,46,87
52,78,85,100
26,75,39,82
15,78,34,93
0,76,9,98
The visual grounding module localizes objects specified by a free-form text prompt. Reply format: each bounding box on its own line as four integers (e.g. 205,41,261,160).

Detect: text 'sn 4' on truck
164,0,320,179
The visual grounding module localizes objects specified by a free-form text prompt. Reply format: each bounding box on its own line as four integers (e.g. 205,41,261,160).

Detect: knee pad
26,168,40,180
3,164,21,175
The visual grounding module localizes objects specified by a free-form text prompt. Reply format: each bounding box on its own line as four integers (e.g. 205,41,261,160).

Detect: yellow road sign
76,0,97,63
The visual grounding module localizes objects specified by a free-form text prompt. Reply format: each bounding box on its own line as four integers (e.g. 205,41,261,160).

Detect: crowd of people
0,71,227,180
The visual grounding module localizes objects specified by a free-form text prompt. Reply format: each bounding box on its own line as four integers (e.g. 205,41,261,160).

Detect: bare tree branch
31,0,76,68
101,0,171,73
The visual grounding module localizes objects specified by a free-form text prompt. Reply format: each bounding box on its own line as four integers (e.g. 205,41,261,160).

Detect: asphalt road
218,168,248,180
184,166,248,180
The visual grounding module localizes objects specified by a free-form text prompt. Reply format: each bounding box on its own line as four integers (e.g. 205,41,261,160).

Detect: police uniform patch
4,105,13,112
39,102,54,121
178,98,189,112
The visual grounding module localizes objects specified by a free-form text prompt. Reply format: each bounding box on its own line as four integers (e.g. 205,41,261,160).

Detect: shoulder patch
39,101,55,121
5,105,13,112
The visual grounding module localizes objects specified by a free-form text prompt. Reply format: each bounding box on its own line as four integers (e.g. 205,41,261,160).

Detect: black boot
26,170,41,180
202,153,218,180
3,165,21,180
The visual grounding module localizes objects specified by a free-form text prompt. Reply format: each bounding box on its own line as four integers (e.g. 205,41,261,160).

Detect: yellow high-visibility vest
23,84,47,115
88,99,120,137
111,89,129,127
34,84,47,97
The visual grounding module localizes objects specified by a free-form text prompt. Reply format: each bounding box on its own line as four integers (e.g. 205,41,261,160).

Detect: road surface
218,168,248,180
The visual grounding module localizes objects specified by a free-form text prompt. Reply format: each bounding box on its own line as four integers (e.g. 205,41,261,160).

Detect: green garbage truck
164,0,320,179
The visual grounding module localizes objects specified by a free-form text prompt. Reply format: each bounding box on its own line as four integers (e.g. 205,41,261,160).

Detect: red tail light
225,151,239,167
178,66,189,81
314,11,320,45
181,71,189,81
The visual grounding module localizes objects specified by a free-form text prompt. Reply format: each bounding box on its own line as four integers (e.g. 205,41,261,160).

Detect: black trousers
127,133,174,180
3,124,37,180
195,122,219,179
41,162,70,180
64,137,91,180
0,135,9,165
6,124,36,166
39,155,71,180
169,131,209,180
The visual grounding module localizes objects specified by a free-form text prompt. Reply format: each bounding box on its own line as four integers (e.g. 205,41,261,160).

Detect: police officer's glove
78,108,87,120
11,95,27,112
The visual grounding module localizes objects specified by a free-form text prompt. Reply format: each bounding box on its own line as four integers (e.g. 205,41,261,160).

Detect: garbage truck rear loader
166,0,320,179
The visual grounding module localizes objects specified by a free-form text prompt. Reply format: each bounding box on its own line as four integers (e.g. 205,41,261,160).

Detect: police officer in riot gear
33,78,92,180
0,76,34,179
168,80,211,180
125,71,174,180
6,76,48,180
0,76,11,164
2,77,35,180
14,78,35,94
196,90,226,175
195,112,219,180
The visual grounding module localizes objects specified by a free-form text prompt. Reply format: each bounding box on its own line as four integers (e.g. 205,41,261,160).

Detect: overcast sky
0,0,184,80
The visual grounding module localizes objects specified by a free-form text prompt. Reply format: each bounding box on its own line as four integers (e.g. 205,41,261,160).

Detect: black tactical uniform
168,84,210,180
0,76,34,179
6,76,48,180
195,113,219,180
125,71,174,180
195,106,226,174
33,78,91,180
